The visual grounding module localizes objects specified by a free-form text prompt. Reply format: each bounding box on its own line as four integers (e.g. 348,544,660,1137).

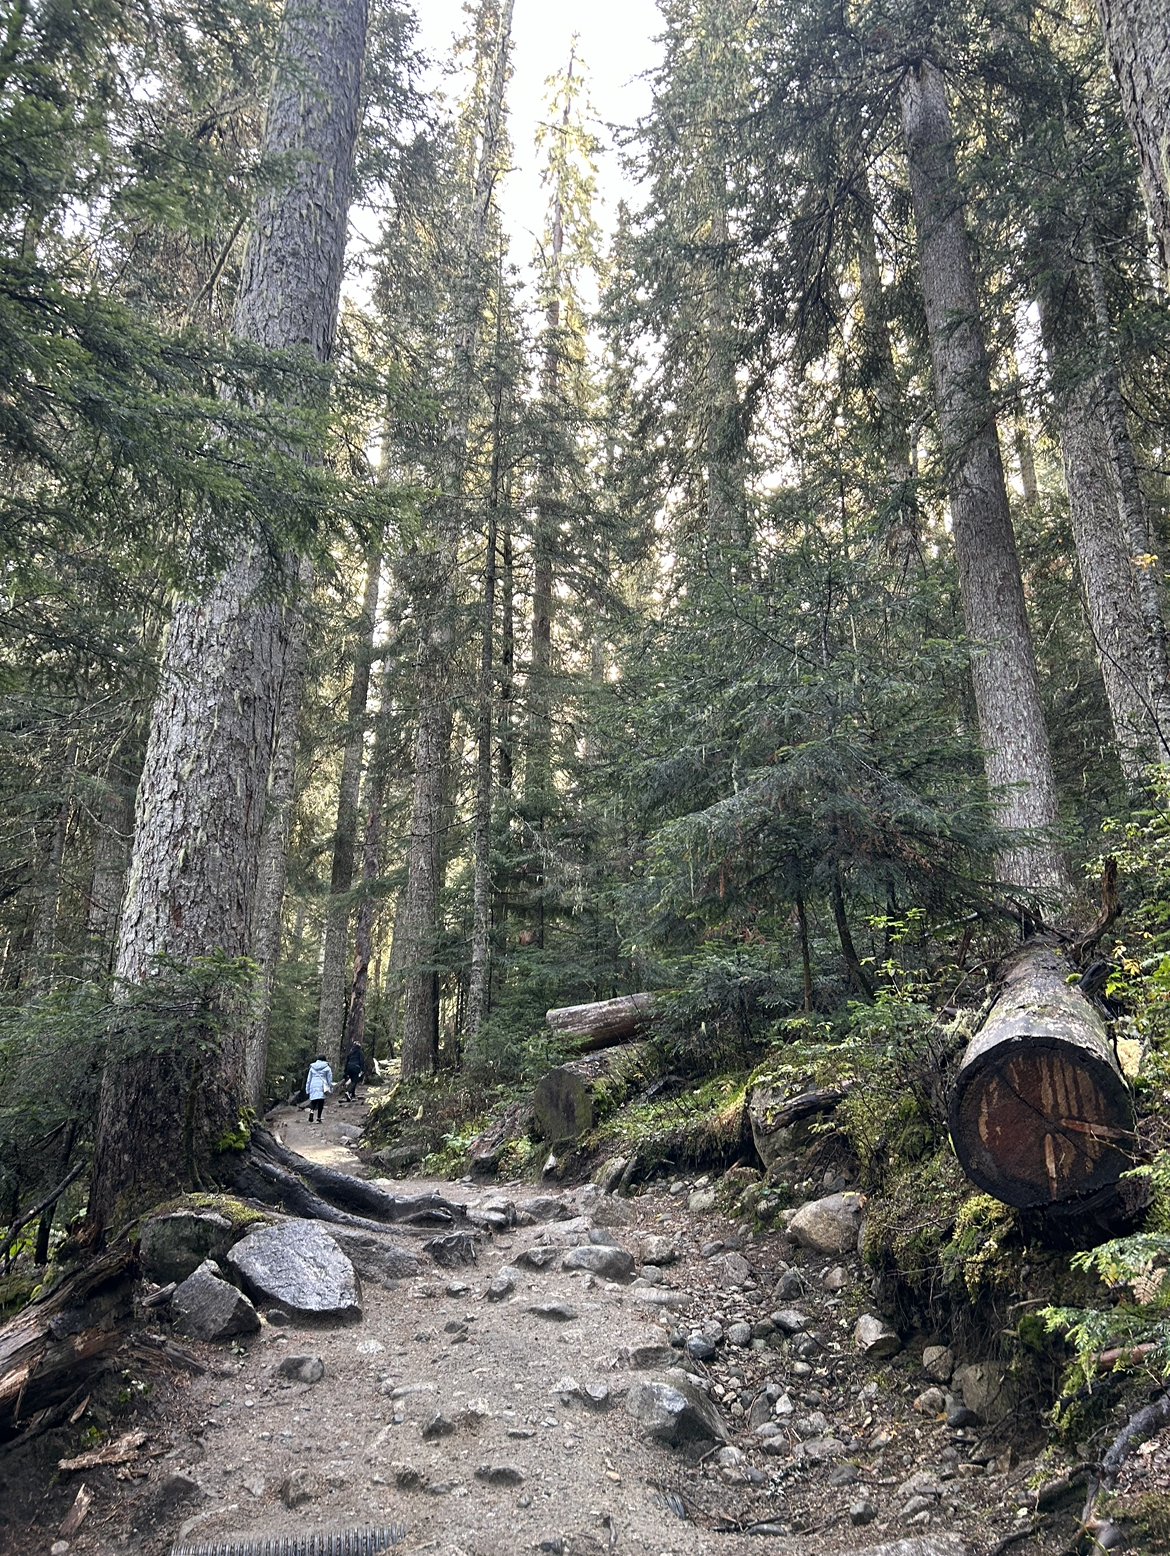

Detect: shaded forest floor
0,1092,1125,1556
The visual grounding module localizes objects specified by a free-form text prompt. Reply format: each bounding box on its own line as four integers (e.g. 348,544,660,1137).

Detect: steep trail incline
3,1097,1068,1556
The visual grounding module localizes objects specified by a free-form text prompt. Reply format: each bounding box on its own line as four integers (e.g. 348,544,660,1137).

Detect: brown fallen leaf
58,1429,147,1472
59,1482,92,1537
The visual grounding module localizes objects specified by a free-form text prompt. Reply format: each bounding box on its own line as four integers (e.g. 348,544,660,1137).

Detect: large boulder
626,1372,729,1446
139,1211,235,1284
321,1226,425,1285
561,1245,635,1282
172,1259,259,1341
952,1361,1017,1424
227,1220,360,1319
748,1081,826,1166
788,1192,865,1254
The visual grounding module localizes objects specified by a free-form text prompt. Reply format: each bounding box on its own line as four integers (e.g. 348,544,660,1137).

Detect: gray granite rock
851,1542,966,1556
561,1244,635,1281
640,1235,678,1266
226,1221,360,1320
487,1265,519,1300
321,1226,425,1285
516,1195,569,1222
172,1259,259,1342
280,1470,319,1508
922,1344,955,1383
275,1353,324,1384
140,1212,235,1284
788,1192,865,1254
625,1377,729,1445
854,1313,901,1358
627,1330,673,1368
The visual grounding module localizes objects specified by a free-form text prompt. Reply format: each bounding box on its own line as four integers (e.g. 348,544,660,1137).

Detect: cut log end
950,945,1136,1209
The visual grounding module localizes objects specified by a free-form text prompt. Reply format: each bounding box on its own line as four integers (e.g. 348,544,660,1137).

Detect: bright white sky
414,0,664,265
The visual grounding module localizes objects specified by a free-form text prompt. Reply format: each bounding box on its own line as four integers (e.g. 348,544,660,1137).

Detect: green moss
151,1192,272,1233
580,1070,750,1176
1105,1490,1170,1551
862,1150,970,1285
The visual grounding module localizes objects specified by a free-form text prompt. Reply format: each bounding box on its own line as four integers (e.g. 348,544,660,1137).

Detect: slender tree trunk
382,884,408,1060
244,555,314,1110
317,550,381,1066
830,869,872,1000
25,787,70,993
1094,0,1170,271
344,659,396,1058
854,182,916,562
467,313,505,1043
87,0,368,1233
398,0,513,1078
795,893,813,1014
900,58,1070,899
85,759,137,977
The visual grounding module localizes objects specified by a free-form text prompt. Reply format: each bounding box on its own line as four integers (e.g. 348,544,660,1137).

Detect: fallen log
949,942,1136,1209
534,1045,648,1145
0,1239,135,1444
546,993,654,1054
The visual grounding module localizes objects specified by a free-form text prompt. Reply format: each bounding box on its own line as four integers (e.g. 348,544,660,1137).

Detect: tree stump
534,1046,647,1145
949,944,1136,1208
546,993,654,1053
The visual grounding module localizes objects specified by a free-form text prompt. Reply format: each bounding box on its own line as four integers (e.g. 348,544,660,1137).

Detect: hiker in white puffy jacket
305,1056,333,1122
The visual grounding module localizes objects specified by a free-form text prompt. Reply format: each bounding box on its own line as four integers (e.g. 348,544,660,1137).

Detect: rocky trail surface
2,1099,1075,1556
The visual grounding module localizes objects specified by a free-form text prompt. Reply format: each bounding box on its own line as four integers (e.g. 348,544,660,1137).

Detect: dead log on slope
546,993,654,1053
949,942,1136,1208
534,1045,649,1145
0,1239,135,1444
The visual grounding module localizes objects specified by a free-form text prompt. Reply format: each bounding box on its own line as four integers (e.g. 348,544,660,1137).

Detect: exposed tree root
239,1126,467,1227
1071,1388,1170,1552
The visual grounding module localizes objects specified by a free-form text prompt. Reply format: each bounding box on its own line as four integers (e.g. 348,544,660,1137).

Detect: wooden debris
58,1482,92,1537
59,1429,146,1472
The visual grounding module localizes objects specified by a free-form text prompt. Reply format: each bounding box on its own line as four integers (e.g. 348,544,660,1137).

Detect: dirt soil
0,1095,1105,1556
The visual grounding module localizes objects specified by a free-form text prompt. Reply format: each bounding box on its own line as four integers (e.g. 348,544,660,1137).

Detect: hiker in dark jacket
342,1041,365,1103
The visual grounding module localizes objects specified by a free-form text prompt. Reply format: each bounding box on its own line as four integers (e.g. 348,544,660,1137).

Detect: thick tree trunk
1044,324,1159,783
900,59,1069,900
245,555,313,1111
950,943,1135,1208
1095,0,1170,271
317,549,381,1067
87,0,367,1233
545,992,654,1051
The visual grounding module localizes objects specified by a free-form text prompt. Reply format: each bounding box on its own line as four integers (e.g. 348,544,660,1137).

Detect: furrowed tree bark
900,58,1070,901
399,0,513,1079
1041,302,1161,785
87,0,368,1235
317,548,381,1067
950,943,1136,1208
1094,0,1170,271
244,554,313,1112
